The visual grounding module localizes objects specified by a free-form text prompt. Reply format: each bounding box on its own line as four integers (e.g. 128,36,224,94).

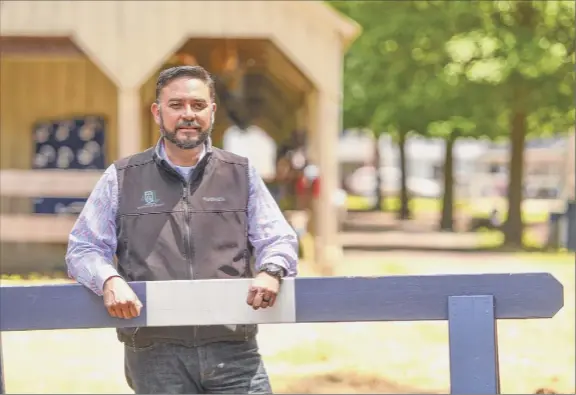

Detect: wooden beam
0,214,75,243
0,273,564,332
265,43,313,93
0,214,74,243
0,170,103,198
0,36,84,56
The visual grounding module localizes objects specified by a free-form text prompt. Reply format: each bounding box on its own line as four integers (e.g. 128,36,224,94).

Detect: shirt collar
155,137,209,168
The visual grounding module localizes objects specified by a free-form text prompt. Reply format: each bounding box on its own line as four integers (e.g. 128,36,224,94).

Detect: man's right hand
103,276,143,319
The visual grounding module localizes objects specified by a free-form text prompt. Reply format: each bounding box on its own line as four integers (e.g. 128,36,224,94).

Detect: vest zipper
182,182,198,345
182,183,194,280
160,156,212,347
180,155,211,346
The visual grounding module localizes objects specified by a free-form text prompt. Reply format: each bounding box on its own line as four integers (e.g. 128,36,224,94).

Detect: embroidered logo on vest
138,190,164,209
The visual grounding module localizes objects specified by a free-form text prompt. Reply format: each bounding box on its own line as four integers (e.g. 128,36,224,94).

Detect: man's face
151,77,216,150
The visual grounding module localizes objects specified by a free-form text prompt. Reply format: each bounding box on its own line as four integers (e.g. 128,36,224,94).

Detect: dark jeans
124,339,272,394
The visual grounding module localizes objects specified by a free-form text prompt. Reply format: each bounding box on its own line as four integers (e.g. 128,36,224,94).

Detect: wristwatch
259,263,286,279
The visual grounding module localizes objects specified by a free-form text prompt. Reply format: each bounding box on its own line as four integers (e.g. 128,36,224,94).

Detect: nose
182,104,195,119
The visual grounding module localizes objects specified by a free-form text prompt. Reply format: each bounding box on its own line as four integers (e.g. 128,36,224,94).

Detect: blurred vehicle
345,166,442,198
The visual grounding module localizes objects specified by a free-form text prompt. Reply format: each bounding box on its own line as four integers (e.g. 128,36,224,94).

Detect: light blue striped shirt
65,140,299,296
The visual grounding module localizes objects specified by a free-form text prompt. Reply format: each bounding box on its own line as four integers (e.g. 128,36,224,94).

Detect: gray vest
113,145,257,347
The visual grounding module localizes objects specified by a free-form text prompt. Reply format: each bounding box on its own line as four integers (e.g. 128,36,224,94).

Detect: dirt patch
274,371,437,394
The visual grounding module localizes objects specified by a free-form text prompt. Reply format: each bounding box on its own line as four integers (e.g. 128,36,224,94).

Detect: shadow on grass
343,213,547,233
341,244,553,254
342,223,401,232
274,371,439,394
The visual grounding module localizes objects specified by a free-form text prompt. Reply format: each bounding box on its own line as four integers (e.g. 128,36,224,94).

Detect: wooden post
117,86,142,159
448,295,501,394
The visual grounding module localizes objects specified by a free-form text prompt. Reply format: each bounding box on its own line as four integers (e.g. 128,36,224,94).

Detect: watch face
265,265,284,277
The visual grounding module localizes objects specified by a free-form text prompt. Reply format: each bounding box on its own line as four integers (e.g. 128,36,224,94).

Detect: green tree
425,77,504,231
332,0,490,221
334,0,410,214
445,0,575,246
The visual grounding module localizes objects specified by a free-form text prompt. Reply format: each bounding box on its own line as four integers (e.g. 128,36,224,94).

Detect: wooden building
0,0,360,272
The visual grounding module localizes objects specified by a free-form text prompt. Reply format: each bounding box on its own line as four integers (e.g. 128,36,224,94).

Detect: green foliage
331,0,575,139
444,1,575,138
331,0,487,138
331,0,574,244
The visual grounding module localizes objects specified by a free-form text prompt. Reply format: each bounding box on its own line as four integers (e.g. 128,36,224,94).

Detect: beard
159,111,213,150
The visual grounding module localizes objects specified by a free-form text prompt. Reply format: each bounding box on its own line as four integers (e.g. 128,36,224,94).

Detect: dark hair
155,65,216,102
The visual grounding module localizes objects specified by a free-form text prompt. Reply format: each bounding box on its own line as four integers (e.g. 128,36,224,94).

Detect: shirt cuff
93,265,122,296
258,257,295,277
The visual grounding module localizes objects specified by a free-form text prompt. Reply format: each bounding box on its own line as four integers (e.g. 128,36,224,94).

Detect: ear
151,102,161,125
211,102,217,123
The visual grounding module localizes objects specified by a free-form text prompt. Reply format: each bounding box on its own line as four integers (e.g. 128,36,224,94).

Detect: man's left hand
246,272,281,310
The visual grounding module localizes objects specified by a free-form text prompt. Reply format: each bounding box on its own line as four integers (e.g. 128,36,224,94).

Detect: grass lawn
477,228,545,250
1,252,574,394
346,195,552,224
346,195,448,214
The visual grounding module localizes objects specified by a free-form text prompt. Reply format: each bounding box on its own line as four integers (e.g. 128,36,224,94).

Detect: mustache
176,120,201,129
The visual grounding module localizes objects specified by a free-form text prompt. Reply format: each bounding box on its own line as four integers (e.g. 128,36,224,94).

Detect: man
66,65,299,394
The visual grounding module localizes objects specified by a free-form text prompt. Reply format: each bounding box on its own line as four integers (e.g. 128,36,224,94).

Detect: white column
117,86,142,158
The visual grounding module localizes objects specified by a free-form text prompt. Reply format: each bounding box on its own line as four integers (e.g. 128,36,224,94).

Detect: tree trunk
371,135,384,211
504,110,526,247
501,3,535,248
440,132,457,231
398,131,411,220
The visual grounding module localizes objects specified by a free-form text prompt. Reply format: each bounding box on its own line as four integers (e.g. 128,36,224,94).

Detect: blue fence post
0,274,563,394
448,295,500,394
